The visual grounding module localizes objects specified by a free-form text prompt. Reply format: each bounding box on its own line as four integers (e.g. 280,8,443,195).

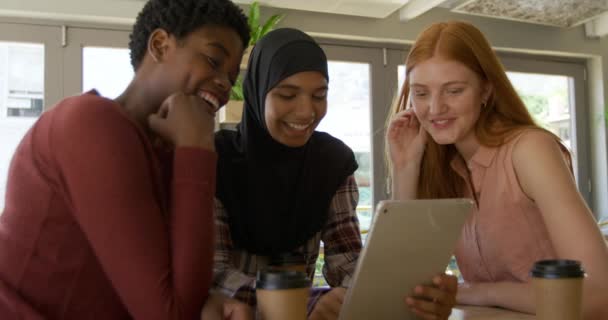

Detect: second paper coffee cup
256,270,311,320
531,259,585,320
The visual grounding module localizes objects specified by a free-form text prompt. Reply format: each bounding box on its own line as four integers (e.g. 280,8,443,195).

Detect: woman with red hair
387,21,608,319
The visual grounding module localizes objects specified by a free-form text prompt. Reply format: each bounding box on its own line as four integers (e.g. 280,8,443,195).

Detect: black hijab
215,28,358,255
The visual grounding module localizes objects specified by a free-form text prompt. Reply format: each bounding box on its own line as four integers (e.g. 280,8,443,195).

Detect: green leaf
230,76,244,101
259,14,283,38
248,1,260,33
250,26,263,46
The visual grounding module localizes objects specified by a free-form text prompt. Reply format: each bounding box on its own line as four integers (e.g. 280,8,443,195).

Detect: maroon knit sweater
0,92,216,319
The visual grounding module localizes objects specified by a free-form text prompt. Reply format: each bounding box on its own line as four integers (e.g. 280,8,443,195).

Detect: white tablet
339,199,473,320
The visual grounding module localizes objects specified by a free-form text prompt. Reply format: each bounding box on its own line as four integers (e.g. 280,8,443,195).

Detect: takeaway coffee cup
255,270,310,320
531,259,586,320
268,252,307,273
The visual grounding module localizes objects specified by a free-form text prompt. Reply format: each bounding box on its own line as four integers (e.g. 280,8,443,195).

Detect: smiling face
409,55,491,154
264,71,328,147
151,24,244,111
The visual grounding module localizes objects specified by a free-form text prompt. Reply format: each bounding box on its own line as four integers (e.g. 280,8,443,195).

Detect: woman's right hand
387,109,428,170
148,92,217,151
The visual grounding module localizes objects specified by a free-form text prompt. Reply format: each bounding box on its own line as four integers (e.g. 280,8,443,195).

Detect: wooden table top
449,306,535,320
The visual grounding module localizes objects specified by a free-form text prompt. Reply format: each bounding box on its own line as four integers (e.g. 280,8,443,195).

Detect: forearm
485,282,535,314
458,282,535,314
321,175,362,287
463,281,608,319
391,165,420,200
170,147,217,306
322,252,359,287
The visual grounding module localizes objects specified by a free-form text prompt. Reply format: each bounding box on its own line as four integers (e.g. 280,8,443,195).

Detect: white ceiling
453,0,608,27
1,0,607,37
234,0,608,36
234,0,608,30
233,0,412,19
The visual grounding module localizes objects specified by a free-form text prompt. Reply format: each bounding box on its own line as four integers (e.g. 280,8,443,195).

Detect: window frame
63,27,131,97
499,54,590,204
318,43,387,213
0,22,64,110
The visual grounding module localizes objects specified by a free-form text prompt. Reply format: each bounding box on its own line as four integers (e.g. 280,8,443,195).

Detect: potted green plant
230,1,283,100
245,1,284,54
222,1,283,124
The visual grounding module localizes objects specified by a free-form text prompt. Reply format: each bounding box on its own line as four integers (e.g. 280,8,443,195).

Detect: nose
429,92,446,115
293,96,316,120
214,72,231,94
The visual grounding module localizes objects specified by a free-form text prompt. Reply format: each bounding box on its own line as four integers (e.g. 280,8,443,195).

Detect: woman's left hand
405,274,458,320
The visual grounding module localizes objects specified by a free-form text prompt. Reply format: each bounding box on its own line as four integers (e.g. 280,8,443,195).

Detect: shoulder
48,93,147,157
312,132,354,155
54,92,124,123
312,132,359,177
334,175,359,194
49,92,128,132
509,129,572,197
50,92,135,138
331,175,359,207
509,129,566,163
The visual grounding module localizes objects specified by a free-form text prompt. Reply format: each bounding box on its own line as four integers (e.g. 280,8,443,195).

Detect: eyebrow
207,42,230,57
274,84,329,91
410,80,469,87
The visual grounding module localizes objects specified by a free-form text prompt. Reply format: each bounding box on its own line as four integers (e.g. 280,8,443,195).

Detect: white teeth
199,92,220,110
433,119,449,124
286,122,310,130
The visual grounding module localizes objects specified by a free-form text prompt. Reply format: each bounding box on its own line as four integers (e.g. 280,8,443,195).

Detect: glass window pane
83,47,133,99
313,61,372,287
0,42,44,212
316,61,372,233
507,72,576,171
398,65,406,93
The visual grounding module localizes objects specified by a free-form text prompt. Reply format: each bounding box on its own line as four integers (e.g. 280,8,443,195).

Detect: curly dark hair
129,0,250,70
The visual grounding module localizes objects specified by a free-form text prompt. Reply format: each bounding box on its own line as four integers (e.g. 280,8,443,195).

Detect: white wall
0,0,142,24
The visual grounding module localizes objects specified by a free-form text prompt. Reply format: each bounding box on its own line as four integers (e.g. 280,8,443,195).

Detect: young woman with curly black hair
0,0,252,319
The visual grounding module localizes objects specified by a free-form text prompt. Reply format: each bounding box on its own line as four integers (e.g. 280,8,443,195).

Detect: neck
455,133,481,161
114,77,163,135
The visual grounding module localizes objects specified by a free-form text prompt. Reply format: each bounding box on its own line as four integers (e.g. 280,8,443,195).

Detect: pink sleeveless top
453,130,559,282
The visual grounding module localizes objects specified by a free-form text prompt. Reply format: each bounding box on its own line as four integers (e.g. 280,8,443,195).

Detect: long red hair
390,21,570,199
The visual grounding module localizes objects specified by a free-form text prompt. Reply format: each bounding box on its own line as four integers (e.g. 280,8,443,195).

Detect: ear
147,28,172,63
481,81,493,104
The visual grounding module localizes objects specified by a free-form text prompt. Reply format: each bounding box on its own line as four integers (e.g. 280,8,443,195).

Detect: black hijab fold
215,28,358,255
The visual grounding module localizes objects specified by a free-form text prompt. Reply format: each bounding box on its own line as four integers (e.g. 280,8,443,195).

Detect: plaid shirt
211,175,362,307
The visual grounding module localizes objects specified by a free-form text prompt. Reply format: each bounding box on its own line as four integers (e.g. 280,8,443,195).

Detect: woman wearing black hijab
213,28,457,320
